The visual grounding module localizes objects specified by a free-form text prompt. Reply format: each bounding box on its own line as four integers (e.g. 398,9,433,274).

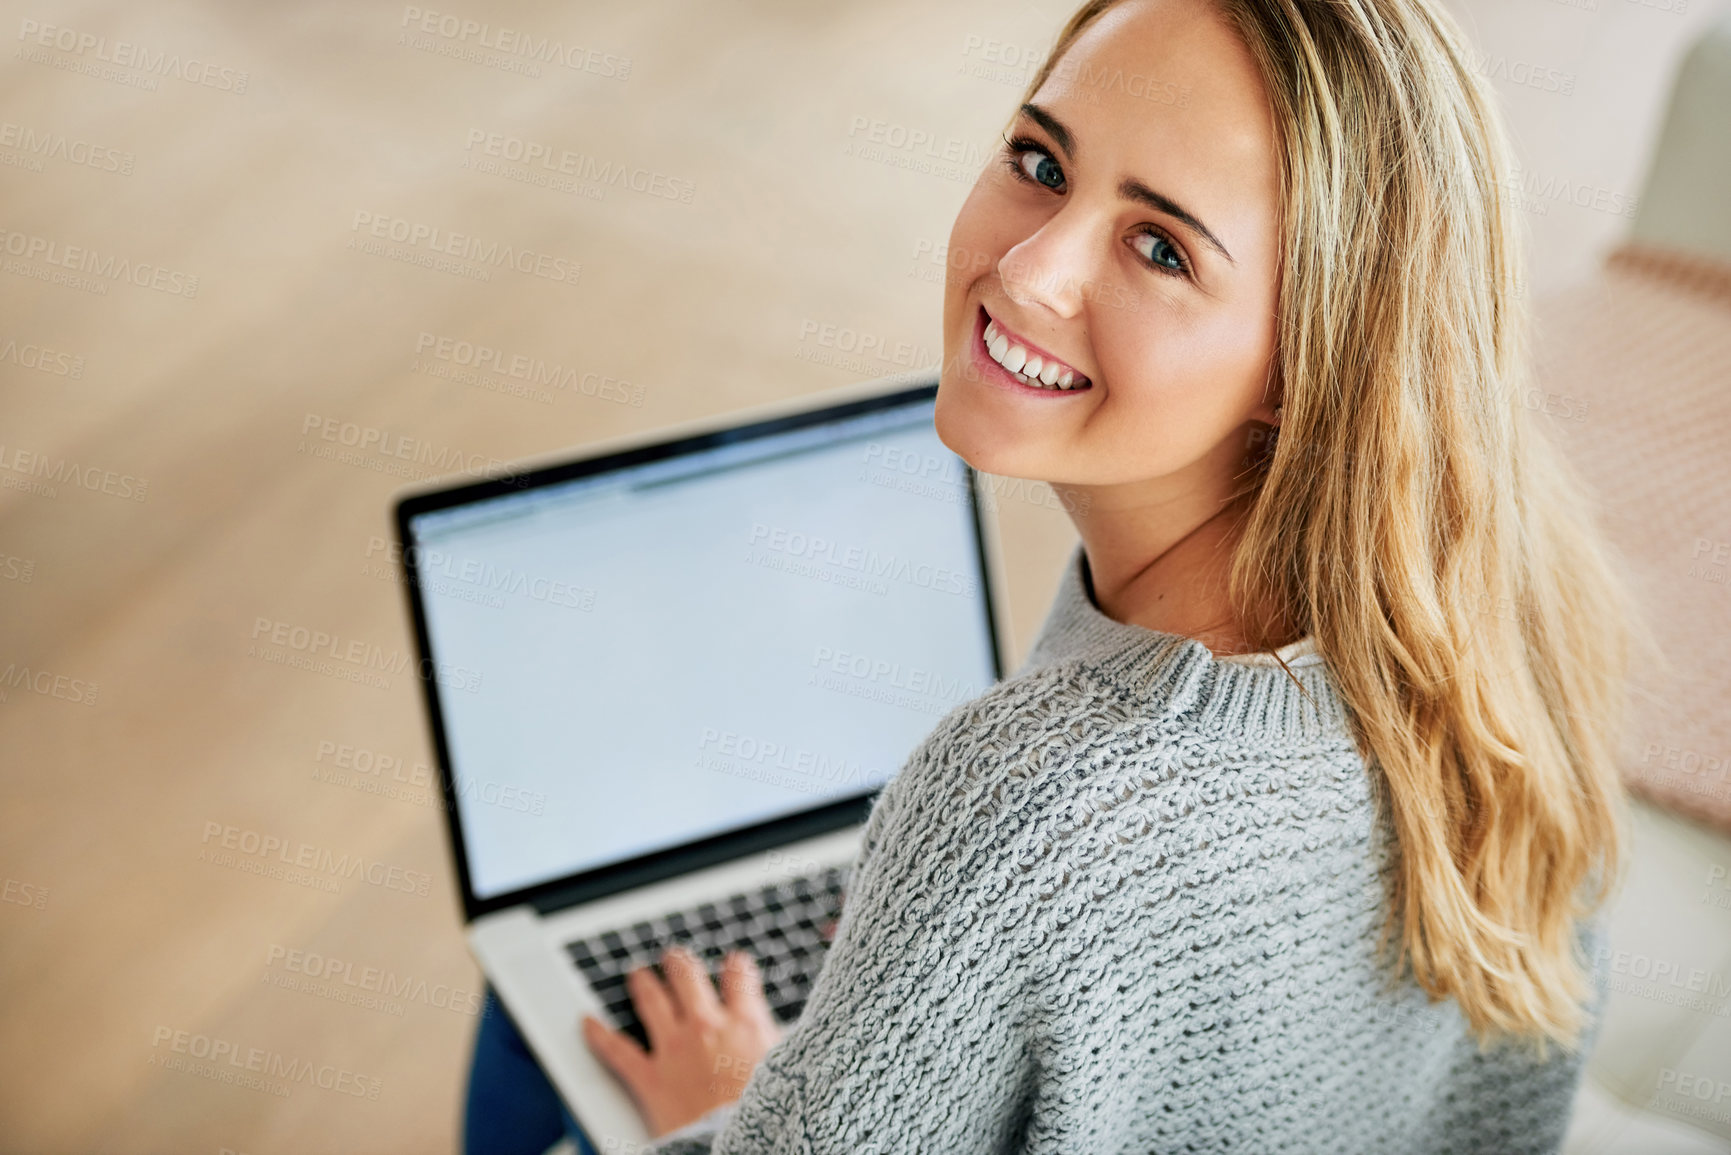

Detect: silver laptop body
394,373,1007,1148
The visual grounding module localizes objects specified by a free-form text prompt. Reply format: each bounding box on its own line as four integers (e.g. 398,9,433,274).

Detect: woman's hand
581,946,785,1138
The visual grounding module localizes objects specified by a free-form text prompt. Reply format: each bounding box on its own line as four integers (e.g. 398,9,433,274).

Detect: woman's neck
1056,480,1297,658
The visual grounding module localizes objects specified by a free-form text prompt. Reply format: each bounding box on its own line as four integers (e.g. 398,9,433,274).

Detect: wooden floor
0,0,1721,1152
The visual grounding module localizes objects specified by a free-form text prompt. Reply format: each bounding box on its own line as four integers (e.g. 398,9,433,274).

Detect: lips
979,308,1092,390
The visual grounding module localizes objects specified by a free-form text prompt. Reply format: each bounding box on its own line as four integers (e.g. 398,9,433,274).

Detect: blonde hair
1022,0,1650,1054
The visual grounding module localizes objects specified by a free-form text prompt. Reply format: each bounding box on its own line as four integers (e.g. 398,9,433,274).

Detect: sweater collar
1013,543,1353,742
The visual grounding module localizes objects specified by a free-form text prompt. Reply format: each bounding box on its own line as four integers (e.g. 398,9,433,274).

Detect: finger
581,1014,652,1092
719,951,778,1028
626,963,681,1049
661,945,723,1024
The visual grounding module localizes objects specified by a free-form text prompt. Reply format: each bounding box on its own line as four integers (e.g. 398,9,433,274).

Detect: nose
998,211,1095,320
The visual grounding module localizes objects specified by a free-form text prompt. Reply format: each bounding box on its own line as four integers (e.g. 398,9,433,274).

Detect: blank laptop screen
406,398,999,902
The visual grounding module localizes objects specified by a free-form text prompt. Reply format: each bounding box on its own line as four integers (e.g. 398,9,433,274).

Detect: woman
472,0,1644,1150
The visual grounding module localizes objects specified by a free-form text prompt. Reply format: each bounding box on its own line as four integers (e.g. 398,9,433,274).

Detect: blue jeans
464,986,601,1155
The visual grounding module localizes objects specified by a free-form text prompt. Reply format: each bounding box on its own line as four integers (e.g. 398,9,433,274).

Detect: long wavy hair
1021,0,1650,1054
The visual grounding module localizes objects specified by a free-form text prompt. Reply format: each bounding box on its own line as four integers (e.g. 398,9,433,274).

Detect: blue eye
1132,228,1189,275
1003,135,1066,192
1016,148,1065,191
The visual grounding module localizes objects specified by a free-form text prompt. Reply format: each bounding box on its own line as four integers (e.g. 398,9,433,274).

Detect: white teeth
981,313,1089,390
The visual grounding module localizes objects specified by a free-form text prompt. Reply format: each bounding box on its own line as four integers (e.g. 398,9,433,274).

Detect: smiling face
935,0,1283,500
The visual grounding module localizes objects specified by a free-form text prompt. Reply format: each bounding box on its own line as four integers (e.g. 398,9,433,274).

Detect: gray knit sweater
651,542,1603,1154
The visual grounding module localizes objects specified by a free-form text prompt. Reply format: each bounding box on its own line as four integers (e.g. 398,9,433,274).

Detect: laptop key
620,1020,649,1051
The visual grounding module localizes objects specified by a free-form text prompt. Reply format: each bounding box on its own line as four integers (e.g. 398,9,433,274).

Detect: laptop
393,371,1007,1149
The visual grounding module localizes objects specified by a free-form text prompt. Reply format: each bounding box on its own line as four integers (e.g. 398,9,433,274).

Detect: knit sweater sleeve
648,697,1052,1154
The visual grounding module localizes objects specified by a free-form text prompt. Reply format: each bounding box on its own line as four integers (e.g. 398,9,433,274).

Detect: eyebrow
1019,102,1238,267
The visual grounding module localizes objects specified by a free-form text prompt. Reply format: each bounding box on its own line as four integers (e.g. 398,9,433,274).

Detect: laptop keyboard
565,865,850,1052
